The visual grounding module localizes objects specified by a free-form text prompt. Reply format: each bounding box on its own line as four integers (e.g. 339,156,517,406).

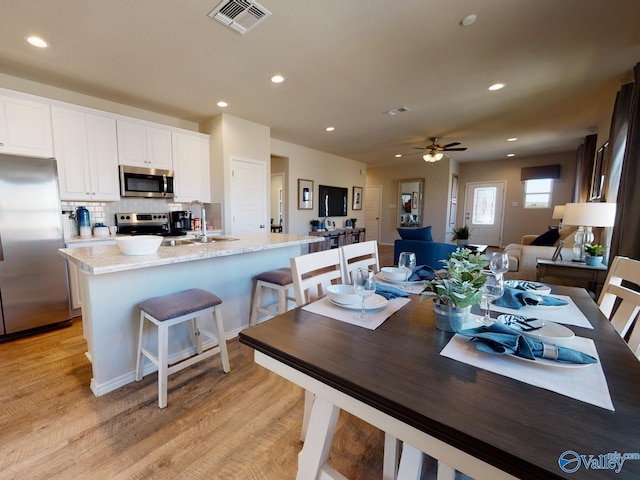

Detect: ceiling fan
411,137,468,162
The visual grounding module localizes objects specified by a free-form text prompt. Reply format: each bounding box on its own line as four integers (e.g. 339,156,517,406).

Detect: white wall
271,139,367,235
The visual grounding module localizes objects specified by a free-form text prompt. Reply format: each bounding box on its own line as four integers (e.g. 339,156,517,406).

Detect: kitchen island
59,232,322,396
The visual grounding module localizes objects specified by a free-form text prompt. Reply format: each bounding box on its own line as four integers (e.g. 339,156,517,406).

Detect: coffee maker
169,210,192,235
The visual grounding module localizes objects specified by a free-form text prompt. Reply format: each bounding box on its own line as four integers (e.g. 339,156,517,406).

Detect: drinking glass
489,252,510,275
398,252,417,286
353,268,376,321
481,271,504,324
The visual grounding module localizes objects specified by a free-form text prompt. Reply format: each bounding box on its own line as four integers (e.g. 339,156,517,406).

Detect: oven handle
162,174,168,197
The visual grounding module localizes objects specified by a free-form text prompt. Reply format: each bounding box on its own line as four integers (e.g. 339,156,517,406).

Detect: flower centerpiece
421,248,488,331
584,243,606,266
452,225,471,245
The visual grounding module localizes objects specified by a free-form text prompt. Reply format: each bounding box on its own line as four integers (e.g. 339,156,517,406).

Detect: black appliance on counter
169,210,192,235
115,212,173,236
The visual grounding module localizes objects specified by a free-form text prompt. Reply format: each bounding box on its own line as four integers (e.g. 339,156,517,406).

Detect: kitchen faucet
189,200,207,242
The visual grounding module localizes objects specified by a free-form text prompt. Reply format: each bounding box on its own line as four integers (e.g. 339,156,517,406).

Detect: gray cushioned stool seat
139,288,222,321
255,267,294,286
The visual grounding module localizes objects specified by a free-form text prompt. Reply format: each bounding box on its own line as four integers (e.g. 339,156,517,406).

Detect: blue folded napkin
408,265,437,282
494,287,568,309
457,323,597,364
506,280,547,291
375,283,410,300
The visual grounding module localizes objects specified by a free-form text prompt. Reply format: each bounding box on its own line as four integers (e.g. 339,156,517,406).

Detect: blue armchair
393,239,458,269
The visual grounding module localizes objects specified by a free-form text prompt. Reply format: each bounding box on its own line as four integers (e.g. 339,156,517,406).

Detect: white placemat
491,294,593,329
441,334,614,411
302,296,410,330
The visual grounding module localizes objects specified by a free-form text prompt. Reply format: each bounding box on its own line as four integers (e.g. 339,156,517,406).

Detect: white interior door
364,185,381,242
230,158,267,233
463,181,506,246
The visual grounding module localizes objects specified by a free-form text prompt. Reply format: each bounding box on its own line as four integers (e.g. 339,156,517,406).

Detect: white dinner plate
375,272,424,285
328,293,388,311
504,280,552,296
497,315,575,344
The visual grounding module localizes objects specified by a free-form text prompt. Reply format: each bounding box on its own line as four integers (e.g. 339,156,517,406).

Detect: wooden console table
536,258,608,297
308,228,365,252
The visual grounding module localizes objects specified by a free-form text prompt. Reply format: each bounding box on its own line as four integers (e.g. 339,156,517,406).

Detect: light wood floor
0,315,449,480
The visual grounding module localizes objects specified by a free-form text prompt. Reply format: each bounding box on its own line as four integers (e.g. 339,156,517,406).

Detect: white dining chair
340,240,380,284
597,256,640,357
290,248,343,306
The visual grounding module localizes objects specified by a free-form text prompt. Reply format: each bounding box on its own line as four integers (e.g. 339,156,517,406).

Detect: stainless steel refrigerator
0,154,71,337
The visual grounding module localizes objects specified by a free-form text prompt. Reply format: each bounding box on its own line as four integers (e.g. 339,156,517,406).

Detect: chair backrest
290,249,343,306
597,256,640,356
340,240,380,284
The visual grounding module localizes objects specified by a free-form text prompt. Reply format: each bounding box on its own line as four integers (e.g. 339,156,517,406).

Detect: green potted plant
421,248,488,331
310,219,320,232
452,225,471,245
584,243,606,266
350,218,357,228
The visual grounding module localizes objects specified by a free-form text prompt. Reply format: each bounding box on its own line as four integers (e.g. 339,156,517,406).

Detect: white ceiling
2,0,640,166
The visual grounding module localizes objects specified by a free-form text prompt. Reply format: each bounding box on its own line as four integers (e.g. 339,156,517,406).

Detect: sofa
503,226,577,281
393,226,458,269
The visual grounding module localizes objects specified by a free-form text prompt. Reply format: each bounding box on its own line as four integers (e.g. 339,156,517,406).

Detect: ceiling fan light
434,152,443,161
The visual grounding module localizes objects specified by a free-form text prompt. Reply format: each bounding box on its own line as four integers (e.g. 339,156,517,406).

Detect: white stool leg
191,317,204,355
135,310,146,381
157,321,169,408
212,308,230,373
277,285,287,315
249,280,262,327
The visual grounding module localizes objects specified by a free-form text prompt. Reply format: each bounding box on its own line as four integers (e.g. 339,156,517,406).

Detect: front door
463,181,506,247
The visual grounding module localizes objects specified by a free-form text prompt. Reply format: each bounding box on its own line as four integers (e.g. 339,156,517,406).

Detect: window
524,178,553,208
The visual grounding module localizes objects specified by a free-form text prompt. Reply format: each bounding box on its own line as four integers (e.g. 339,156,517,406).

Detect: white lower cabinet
172,130,211,203
67,239,116,312
0,93,54,158
52,106,120,201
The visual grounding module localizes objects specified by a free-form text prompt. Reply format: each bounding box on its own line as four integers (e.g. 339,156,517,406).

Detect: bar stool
135,288,230,408
249,267,296,327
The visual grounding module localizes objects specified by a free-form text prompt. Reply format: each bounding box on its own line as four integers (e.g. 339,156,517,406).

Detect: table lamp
563,202,616,262
552,205,565,228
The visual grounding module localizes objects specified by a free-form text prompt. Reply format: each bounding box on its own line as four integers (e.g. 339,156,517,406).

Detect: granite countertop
59,232,323,275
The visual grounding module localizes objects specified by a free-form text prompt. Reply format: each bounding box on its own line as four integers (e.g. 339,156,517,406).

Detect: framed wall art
352,186,363,210
298,179,313,210
451,174,459,200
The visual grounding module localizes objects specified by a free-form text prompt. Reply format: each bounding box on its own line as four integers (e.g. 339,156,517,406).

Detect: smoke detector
208,0,272,35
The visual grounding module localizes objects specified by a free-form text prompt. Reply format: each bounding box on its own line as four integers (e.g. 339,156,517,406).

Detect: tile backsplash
61,199,222,230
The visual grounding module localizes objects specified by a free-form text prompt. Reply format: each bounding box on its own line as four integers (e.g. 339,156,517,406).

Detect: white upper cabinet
172,130,211,203
116,120,172,170
51,106,120,201
0,94,54,158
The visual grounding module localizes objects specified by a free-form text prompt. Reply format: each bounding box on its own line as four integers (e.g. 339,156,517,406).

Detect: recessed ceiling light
395,154,402,158
488,83,506,91
507,137,518,142
26,36,48,48
461,14,477,26
325,127,335,132
217,101,228,108
507,153,515,157
271,75,285,84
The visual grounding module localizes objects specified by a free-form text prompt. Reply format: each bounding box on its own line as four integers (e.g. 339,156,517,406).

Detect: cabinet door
86,114,120,201
147,125,172,170
117,120,172,169
51,106,92,200
172,131,210,203
0,95,54,158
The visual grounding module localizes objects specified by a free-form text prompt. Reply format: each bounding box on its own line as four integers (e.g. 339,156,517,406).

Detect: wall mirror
397,178,424,228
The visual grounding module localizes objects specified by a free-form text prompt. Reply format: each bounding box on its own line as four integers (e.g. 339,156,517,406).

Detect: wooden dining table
239,285,640,479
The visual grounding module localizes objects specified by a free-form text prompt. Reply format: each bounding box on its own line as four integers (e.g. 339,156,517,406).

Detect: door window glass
472,187,496,225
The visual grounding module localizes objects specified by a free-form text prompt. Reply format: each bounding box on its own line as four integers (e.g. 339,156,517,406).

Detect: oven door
119,165,174,198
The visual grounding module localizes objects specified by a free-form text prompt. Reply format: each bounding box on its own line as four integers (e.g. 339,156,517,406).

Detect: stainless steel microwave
119,165,174,198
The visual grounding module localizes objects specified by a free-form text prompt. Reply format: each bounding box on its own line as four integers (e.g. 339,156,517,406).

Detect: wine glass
481,270,504,325
489,252,510,275
398,252,417,286
353,268,376,321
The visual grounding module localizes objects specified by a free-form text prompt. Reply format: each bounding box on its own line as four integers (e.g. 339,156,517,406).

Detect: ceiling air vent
208,0,272,35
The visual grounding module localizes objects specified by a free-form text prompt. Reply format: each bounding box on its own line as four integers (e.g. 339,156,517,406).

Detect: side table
536,258,608,297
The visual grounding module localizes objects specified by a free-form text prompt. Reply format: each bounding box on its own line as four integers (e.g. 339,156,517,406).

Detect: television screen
318,185,348,217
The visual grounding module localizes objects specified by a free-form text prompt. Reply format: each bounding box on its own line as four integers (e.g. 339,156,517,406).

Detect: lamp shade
563,202,616,227
552,205,565,220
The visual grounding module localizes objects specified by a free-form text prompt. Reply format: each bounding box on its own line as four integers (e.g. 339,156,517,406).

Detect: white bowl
326,284,359,305
116,235,162,255
381,267,406,282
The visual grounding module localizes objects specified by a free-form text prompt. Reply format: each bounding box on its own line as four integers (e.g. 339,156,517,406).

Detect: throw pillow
530,228,560,246
397,226,433,242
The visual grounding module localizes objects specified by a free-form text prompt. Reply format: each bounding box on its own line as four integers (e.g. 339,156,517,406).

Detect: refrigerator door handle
0,231,3,261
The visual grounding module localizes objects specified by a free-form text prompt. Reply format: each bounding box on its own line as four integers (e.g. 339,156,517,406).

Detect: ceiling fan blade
442,147,467,151
442,142,461,148
412,147,426,150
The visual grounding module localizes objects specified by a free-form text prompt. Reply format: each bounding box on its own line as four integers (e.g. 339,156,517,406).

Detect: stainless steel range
115,212,172,236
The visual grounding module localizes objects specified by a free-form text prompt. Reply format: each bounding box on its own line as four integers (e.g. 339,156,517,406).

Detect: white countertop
59,232,323,275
